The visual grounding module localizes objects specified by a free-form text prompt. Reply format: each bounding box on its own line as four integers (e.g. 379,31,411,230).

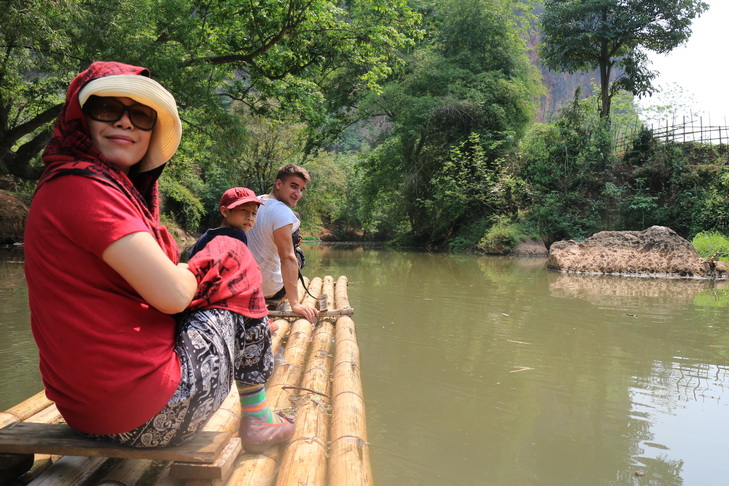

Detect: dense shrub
478,219,520,254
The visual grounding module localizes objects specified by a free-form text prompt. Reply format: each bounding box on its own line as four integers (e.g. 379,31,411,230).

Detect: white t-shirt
246,196,300,297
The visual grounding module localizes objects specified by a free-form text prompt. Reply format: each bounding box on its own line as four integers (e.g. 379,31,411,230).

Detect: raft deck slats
0,274,371,485
227,277,326,485
276,277,336,486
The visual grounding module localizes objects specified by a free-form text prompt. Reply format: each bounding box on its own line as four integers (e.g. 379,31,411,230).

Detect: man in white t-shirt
246,164,319,323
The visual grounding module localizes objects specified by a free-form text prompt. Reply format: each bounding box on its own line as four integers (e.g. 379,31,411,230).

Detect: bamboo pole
202,384,240,436
270,317,292,356
26,455,109,486
225,318,312,486
94,459,155,486
0,390,53,428
267,288,321,410
224,447,281,486
268,308,354,318
3,400,64,483
297,276,310,305
328,276,373,486
267,274,322,407
333,276,349,309
328,317,371,486
25,403,63,424
322,276,335,314
276,280,335,485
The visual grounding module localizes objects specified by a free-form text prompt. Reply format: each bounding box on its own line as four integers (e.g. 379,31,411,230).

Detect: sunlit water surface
2,245,729,485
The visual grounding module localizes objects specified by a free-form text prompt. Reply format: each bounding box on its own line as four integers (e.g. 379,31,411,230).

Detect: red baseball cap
219,187,263,209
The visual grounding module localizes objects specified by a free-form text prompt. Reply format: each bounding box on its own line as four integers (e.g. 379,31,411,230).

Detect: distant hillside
527,38,613,123
527,6,621,122
537,68,604,122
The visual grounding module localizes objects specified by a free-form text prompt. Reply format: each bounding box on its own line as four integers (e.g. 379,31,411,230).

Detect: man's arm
273,224,318,323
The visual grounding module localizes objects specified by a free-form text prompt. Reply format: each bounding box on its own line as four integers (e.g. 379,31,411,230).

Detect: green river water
2,244,729,485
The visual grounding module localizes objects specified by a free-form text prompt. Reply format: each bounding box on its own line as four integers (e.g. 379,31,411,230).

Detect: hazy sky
640,0,729,125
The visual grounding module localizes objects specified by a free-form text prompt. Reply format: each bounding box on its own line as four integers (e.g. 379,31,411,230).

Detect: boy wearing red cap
188,187,294,452
188,187,262,258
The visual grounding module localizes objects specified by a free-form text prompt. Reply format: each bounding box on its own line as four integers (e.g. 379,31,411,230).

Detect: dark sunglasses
83,96,158,131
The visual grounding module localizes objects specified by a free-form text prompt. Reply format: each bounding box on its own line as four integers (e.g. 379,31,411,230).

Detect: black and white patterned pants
80,309,273,447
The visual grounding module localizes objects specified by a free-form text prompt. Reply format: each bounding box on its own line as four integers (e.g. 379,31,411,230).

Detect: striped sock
238,383,283,424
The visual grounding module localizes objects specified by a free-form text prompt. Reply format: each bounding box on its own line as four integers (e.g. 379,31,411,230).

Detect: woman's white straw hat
78,74,182,172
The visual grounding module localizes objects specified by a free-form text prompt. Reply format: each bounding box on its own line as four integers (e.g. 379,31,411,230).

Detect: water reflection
0,249,42,410
2,246,729,485
550,272,729,309
630,360,729,484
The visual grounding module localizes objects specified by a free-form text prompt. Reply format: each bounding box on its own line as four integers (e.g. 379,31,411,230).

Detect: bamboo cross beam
268,307,354,318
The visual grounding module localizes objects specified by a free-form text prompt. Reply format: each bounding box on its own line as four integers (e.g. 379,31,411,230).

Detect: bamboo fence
0,274,371,486
614,115,729,154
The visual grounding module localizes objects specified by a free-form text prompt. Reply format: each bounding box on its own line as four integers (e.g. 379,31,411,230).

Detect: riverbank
0,190,27,245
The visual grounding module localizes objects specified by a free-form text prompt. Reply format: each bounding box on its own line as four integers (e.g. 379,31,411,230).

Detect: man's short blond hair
276,164,311,183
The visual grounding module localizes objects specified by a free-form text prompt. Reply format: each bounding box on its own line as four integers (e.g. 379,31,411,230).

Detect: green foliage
691,231,729,263
516,83,729,245
515,93,616,242
1,0,422,185
425,132,528,243
693,167,729,236
626,178,658,229
527,190,599,242
477,219,521,255
540,0,709,118
448,218,493,252
620,133,709,235
234,112,307,196
159,213,183,246
159,179,205,231
294,151,353,234
4,0,722,252
356,0,542,245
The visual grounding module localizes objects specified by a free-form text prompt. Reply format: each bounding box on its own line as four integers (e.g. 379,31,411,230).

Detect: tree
540,0,708,119
0,1,78,180
357,0,541,244
0,0,421,181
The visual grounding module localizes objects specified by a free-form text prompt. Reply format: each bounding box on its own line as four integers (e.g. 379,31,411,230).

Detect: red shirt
24,175,180,434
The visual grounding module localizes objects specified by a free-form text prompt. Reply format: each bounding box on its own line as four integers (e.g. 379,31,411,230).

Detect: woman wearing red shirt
24,61,293,451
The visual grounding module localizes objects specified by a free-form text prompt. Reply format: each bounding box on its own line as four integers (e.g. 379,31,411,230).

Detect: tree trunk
599,47,611,119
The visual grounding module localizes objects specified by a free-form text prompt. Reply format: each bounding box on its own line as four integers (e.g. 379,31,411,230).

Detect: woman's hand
103,232,198,314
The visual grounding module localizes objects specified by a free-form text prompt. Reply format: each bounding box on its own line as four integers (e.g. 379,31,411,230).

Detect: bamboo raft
0,275,372,486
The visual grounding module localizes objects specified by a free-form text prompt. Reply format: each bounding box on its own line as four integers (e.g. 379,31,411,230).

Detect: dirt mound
547,226,728,278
